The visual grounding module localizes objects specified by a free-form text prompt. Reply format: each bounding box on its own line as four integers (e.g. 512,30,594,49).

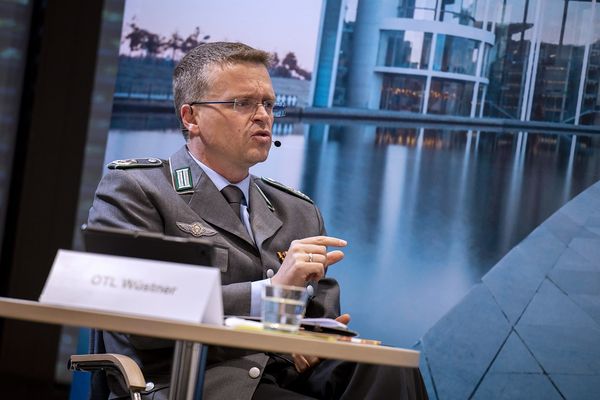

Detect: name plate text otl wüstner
40,250,223,325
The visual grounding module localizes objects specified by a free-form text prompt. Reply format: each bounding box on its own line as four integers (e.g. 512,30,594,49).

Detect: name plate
40,249,223,325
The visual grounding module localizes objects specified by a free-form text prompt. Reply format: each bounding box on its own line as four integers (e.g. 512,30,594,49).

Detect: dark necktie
221,185,245,222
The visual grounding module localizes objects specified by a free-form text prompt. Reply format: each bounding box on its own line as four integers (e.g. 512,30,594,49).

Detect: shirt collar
188,150,251,205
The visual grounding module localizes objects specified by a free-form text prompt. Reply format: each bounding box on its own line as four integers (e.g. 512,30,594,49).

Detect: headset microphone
272,140,281,147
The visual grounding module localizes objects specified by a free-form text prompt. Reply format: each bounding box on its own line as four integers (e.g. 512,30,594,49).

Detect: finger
305,355,320,367
325,250,345,266
304,263,325,281
292,354,320,373
297,236,347,247
303,244,327,255
335,313,351,325
292,354,310,373
291,244,327,256
294,252,326,264
311,253,327,264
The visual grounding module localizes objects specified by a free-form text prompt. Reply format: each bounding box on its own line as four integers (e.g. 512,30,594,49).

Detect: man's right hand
291,314,351,373
271,236,347,287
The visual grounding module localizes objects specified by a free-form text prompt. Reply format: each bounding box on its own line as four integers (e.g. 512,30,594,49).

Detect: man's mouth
252,130,272,140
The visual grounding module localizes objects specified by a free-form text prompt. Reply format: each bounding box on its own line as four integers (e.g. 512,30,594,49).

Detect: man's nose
252,103,271,122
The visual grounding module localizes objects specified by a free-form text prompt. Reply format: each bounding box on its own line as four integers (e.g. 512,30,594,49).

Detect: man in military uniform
88,42,427,399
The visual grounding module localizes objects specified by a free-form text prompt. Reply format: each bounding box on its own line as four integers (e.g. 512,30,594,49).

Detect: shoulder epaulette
107,158,163,170
261,177,313,204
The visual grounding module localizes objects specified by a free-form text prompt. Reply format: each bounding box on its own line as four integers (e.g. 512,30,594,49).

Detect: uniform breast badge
176,222,217,238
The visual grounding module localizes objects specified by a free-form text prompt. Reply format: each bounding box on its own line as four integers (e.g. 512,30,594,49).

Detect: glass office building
314,0,600,125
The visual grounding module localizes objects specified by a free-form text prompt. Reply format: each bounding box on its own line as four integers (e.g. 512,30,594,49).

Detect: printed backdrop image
104,0,600,349
114,0,322,111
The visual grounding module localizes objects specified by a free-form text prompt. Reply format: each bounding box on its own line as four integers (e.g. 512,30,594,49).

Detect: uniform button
306,285,314,296
266,269,274,278
248,367,261,379
145,382,155,391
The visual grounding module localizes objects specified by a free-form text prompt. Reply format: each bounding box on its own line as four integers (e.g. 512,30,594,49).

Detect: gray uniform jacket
88,145,341,400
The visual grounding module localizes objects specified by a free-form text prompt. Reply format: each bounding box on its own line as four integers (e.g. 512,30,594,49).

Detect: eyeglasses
188,98,286,118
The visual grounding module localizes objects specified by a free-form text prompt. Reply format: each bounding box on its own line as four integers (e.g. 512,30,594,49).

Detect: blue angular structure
418,179,600,399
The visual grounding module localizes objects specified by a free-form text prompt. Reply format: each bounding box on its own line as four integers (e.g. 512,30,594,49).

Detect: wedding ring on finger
306,253,313,263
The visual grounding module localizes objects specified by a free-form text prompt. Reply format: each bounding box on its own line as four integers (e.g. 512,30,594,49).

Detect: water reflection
104,122,600,347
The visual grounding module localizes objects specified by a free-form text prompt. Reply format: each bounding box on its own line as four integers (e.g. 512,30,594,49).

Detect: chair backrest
89,329,110,400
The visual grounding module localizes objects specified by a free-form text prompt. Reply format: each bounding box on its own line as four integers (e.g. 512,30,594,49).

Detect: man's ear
180,104,200,135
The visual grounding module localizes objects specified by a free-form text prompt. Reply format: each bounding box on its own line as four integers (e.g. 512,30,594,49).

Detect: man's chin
253,148,271,161
243,150,270,169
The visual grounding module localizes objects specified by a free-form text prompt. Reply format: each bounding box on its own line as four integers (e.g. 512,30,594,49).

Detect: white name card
40,249,223,325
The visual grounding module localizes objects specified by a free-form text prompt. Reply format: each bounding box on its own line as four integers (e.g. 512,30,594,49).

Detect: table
0,297,420,398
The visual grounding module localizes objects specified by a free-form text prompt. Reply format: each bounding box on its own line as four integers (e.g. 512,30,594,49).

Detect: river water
104,121,600,347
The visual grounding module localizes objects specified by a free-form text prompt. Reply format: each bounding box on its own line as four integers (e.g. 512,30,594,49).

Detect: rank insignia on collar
173,167,193,192
276,251,287,263
176,221,217,237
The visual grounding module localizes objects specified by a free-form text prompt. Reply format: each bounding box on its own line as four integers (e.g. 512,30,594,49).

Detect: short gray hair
173,42,272,139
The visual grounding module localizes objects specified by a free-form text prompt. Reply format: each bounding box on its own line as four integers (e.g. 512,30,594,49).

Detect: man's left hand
292,314,351,373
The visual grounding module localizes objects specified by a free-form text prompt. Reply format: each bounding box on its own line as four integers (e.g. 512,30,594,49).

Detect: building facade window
580,9,600,126
433,34,480,75
378,30,433,69
380,73,426,112
481,43,492,78
530,0,593,123
439,0,480,27
323,0,600,123
484,0,538,119
428,78,474,115
476,83,487,116
397,0,438,20
531,44,585,122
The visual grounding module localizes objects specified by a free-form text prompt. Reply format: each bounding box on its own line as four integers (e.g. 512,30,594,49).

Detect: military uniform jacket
88,145,341,400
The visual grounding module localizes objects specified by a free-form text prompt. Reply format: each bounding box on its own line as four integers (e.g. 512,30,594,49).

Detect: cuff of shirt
250,278,271,317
